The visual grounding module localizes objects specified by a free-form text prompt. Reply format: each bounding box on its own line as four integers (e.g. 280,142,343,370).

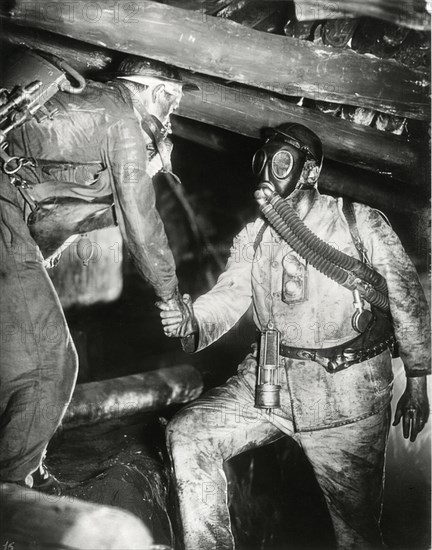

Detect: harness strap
342,198,371,267
253,220,268,253
140,114,172,173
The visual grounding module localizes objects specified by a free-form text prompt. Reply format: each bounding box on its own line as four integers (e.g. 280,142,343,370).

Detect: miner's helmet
116,55,199,92
265,123,323,169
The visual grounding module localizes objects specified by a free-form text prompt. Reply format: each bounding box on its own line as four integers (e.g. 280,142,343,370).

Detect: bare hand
156,293,196,338
393,376,429,442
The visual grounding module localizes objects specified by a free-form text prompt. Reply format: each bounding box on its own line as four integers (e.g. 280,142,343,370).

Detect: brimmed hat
116,56,199,92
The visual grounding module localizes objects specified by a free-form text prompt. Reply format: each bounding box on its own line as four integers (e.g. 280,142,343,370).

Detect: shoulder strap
342,199,371,267
253,220,268,253
140,113,166,144
140,114,172,172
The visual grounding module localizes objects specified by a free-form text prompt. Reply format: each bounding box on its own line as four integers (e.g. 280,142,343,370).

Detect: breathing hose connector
255,183,276,206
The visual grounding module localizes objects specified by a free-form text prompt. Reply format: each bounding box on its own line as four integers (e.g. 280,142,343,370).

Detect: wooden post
175,72,425,184
0,483,154,550
3,0,429,119
0,23,113,75
293,0,431,30
63,365,204,428
0,26,425,184
172,116,424,213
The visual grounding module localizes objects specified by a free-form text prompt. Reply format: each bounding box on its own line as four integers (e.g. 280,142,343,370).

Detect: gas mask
252,137,308,198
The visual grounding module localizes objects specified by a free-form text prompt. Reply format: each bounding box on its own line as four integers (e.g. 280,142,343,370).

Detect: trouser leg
0,191,78,484
166,368,284,550
300,407,391,550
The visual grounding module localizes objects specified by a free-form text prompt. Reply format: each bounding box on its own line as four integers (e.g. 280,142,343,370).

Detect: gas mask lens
272,150,294,179
252,148,294,180
252,149,267,176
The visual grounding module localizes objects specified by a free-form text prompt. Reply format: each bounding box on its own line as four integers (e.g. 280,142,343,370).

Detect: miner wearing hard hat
159,124,430,549
0,53,196,493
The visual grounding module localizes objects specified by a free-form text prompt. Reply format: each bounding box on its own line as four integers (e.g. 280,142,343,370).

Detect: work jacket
191,189,431,431
7,80,177,300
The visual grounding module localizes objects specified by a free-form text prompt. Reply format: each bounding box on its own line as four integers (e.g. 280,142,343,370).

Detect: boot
31,462,65,496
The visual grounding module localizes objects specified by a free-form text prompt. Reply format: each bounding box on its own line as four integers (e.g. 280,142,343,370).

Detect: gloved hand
156,291,197,338
393,376,430,442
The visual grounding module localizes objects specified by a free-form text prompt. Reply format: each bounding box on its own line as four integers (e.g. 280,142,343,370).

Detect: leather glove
393,376,430,442
156,292,197,338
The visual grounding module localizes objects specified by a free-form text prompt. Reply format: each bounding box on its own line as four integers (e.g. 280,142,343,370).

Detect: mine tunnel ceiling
0,0,430,208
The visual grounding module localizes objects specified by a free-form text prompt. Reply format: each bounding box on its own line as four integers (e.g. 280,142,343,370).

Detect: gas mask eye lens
272,150,294,179
252,149,267,176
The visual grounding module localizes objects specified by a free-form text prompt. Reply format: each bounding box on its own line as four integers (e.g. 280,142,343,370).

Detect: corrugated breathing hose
269,194,388,294
258,196,390,312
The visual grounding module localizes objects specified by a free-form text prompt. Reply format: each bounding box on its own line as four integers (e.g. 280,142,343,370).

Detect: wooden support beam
214,0,288,33
0,483,154,549
0,24,113,75
3,0,429,119
318,163,423,213
159,0,231,12
0,25,425,184
172,117,426,213
293,0,431,31
0,25,426,184
63,365,203,428
175,72,425,185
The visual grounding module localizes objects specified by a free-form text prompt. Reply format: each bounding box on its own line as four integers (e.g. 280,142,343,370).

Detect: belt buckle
297,350,331,371
326,360,340,373
297,350,314,361
325,357,349,373
324,348,359,373
342,347,357,362
304,351,341,373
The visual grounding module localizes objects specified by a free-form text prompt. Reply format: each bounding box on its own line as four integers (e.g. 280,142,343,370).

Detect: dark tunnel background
53,129,431,550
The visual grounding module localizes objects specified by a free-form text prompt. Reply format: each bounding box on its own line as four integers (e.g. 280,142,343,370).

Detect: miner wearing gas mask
159,124,430,549
0,54,196,493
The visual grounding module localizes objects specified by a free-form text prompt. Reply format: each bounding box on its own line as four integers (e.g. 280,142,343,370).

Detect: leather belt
280,335,396,373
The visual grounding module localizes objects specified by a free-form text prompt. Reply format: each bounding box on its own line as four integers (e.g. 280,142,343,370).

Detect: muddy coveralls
0,80,178,485
167,189,430,550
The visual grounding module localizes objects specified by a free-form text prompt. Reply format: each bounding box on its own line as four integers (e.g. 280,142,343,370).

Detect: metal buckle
3,156,35,176
3,156,24,175
297,350,314,361
342,348,358,362
297,350,329,369
325,358,349,373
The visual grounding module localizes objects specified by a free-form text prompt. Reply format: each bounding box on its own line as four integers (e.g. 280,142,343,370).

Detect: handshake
156,289,197,338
